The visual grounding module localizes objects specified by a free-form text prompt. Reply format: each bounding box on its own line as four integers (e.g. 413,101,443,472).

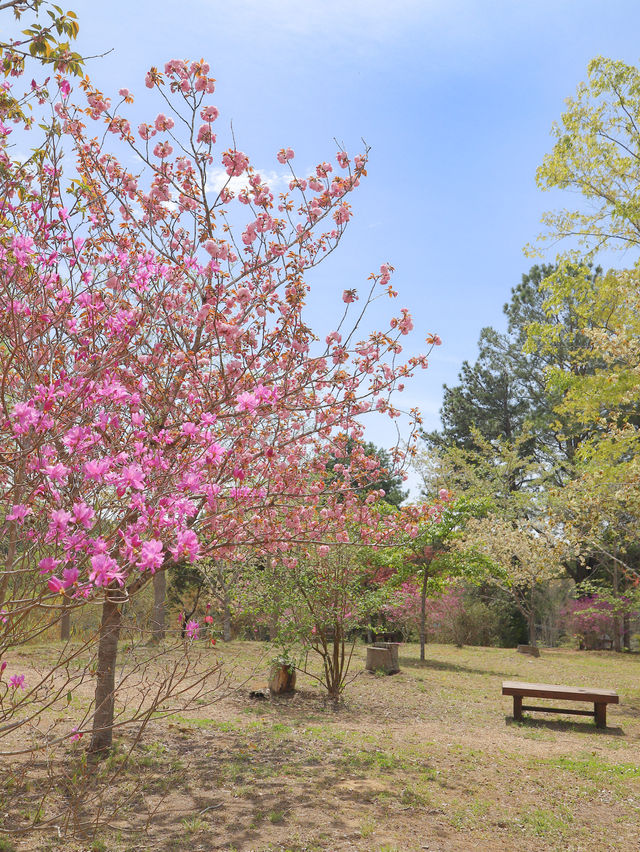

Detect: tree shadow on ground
239,687,348,721
133,727,375,851
399,655,516,679
506,716,625,736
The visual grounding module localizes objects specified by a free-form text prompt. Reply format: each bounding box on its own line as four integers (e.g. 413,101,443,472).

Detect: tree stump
517,644,540,658
366,645,394,674
372,641,401,673
269,664,296,694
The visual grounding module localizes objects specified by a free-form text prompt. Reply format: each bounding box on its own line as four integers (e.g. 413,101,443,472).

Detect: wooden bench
502,680,619,728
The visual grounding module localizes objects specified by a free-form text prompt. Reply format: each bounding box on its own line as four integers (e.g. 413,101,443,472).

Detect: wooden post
594,702,607,729
513,694,522,722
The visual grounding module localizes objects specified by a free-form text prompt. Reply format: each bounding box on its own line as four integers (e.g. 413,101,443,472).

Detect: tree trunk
328,631,342,702
623,613,631,652
150,570,166,642
613,621,622,652
269,664,296,694
527,607,537,648
89,593,122,754
612,561,621,653
60,596,70,641
419,566,428,663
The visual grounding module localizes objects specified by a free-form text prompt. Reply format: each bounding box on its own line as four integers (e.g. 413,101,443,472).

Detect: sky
37,0,640,483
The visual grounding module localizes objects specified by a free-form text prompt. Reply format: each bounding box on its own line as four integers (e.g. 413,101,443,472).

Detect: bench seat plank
502,681,619,704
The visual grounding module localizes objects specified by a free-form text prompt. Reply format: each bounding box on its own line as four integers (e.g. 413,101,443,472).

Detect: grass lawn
4,641,640,851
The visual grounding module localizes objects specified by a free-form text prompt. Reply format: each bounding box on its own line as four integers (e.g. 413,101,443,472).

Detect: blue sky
58,1,640,464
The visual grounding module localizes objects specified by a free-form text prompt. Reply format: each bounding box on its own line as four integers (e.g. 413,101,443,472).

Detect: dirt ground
3,641,640,851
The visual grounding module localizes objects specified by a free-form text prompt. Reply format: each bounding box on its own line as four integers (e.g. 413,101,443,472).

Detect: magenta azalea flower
137,539,164,574
185,620,199,640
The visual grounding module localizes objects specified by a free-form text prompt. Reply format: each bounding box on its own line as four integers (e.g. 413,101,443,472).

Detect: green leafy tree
1,2,83,79
381,496,488,662
166,562,204,638
242,542,387,700
418,431,542,518
457,516,569,648
424,264,601,484
535,56,640,254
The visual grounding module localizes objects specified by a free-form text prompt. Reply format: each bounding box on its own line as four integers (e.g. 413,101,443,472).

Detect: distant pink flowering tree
563,595,638,650
382,495,479,662
383,580,422,639
427,586,467,646
384,581,467,644
0,42,438,757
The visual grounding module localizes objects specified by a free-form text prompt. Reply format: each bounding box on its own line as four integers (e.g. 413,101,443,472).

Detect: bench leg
513,695,522,722
594,702,607,729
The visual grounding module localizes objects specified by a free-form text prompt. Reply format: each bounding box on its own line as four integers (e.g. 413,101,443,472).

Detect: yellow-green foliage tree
530,265,640,563
530,56,640,588
535,56,640,253
418,430,542,520
458,516,568,648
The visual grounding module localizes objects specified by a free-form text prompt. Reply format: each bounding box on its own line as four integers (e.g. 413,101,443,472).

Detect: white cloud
195,0,462,66
205,166,291,196
214,0,432,40
194,0,582,75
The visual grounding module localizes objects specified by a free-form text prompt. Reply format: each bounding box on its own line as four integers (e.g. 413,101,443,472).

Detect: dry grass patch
3,641,639,851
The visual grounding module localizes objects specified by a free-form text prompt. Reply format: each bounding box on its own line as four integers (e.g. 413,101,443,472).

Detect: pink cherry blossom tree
0,45,438,763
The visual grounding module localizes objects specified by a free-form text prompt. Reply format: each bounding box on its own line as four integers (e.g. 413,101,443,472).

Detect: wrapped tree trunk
623,613,631,652
613,562,622,653
528,600,537,648
419,566,429,663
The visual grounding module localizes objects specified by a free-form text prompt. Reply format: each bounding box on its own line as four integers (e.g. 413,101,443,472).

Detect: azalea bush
383,582,501,646
563,594,639,650
563,596,616,649
427,586,467,646
241,536,391,700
